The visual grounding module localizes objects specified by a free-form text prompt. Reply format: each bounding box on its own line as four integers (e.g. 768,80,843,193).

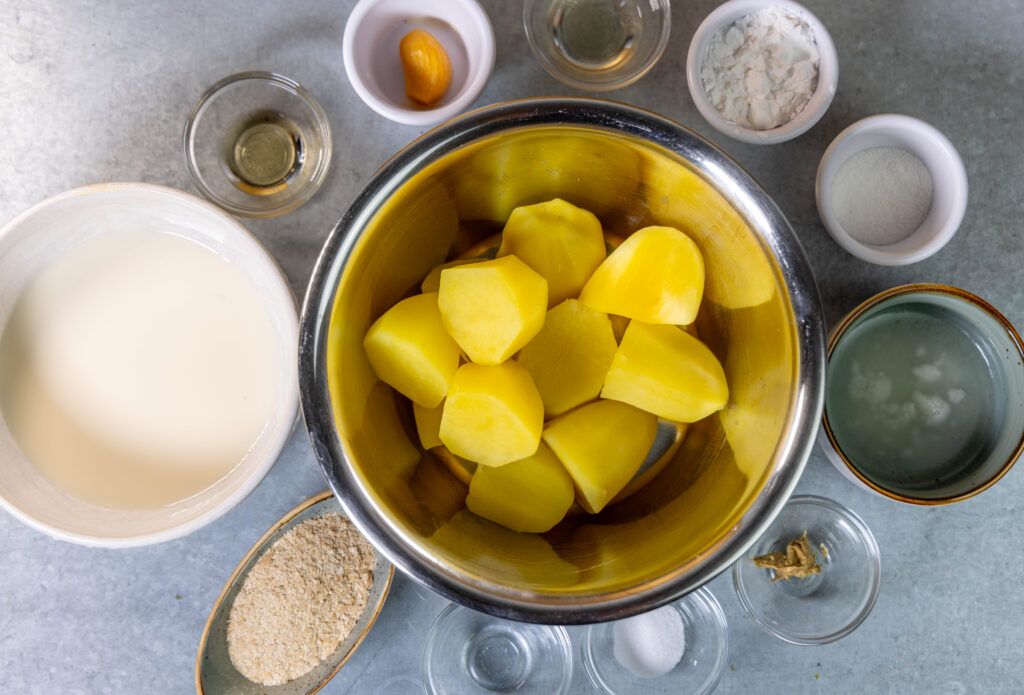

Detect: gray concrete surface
1,0,1023,693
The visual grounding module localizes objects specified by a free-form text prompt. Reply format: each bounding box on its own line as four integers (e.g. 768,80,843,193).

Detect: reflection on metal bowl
299,98,825,624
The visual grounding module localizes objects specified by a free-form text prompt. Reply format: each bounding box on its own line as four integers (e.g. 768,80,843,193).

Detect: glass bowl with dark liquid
523,0,671,91
184,71,332,218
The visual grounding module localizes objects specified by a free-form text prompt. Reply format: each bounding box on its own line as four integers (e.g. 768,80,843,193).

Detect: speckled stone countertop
2,1,1023,693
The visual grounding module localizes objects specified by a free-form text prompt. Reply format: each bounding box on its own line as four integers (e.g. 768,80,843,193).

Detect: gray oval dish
195,491,394,695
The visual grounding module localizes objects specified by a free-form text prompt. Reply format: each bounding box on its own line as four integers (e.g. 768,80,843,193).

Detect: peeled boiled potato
466,443,574,533
602,321,728,423
362,293,460,408
413,401,444,449
440,361,544,467
497,198,606,307
516,299,618,417
579,225,705,325
420,258,478,293
438,256,547,366
542,400,658,514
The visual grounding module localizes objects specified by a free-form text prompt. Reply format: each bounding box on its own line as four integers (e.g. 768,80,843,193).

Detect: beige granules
226,513,376,686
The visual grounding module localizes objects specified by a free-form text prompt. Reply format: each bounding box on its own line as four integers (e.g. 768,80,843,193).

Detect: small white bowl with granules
816,114,968,266
196,491,393,695
686,0,838,144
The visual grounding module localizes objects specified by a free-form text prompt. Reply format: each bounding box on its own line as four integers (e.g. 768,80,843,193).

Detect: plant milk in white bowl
0,183,298,546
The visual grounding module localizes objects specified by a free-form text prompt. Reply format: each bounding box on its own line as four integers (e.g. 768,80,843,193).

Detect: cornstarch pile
701,7,820,130
831,147,934,245
226,513,376,686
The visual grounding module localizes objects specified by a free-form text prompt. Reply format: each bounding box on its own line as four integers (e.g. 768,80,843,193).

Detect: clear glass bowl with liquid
183,71,332,218
523,0,671,91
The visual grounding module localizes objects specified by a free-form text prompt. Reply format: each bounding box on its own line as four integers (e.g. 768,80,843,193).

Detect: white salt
612,605,685,678
831,146,934,245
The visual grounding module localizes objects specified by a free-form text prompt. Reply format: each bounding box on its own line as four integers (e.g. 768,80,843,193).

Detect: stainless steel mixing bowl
299,98,825,624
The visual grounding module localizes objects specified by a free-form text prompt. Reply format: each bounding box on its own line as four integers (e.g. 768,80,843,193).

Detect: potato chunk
438,256,547,365
440,361,544,467
602,322,728,422
542,400,657,514
363,293,460,407
466,443,574,533
516,300,618,417
413,401,444,449
420,258,479,293
579,226,705,325
497,198,606,307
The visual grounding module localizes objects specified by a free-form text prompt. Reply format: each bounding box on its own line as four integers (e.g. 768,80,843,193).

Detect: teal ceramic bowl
819,284,1024,504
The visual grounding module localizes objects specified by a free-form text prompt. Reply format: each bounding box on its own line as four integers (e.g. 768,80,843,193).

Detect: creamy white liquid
0,231,279,509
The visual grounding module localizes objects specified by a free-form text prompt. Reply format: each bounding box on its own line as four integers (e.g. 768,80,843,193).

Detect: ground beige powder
226,513,376,686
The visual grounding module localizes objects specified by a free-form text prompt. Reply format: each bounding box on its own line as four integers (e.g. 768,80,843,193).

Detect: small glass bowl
733,495,880,645
183,71,332,218
421,604,573,695
523,0,671,91
582,587,729,695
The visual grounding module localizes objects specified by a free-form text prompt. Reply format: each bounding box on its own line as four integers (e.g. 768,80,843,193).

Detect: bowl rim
342,0,496,127
814,114,969,266
298,96,826,624
182,70,333,218
0,181,299,547
685,0,839,145
820,283,1024,505
521,0,672,92
194,490,395,695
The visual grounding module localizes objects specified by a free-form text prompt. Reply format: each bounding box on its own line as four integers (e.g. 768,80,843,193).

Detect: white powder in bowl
830,147,934,245
701,7,820,131
612,605,686,678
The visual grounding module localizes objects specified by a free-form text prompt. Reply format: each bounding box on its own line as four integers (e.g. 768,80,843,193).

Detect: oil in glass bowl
523,0,670,91
184,72,331,218
551,0,641,70
223,114,303,196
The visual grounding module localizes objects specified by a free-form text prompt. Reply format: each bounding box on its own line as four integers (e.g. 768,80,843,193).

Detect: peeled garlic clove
399,29,452,106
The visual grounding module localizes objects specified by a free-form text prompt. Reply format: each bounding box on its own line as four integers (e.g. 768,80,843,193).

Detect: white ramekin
686,0,839,145
815,114,968,266
343,0,495,128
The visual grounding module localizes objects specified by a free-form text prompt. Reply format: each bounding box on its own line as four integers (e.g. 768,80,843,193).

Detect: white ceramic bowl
343,0,495,127
0,183,299,547
815,114,968,265
686,0,838,145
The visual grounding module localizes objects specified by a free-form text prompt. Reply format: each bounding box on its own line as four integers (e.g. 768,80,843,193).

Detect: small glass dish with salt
581,587,729,695
816,114,968,265
195,491,394,695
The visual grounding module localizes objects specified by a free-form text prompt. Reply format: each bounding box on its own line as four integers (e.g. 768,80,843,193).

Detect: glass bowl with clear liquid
820,284,1024,504
523,0,671,91
184,72,332,218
